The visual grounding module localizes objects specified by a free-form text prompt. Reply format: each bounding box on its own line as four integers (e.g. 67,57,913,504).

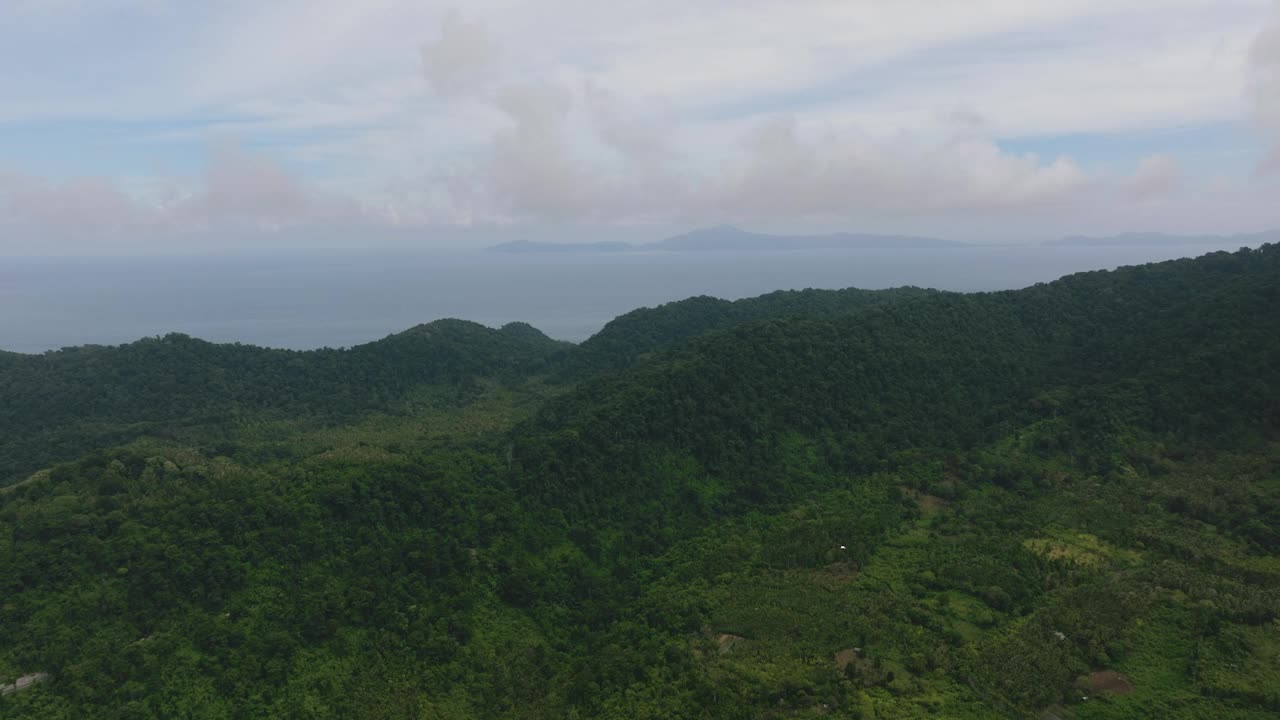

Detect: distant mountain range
487,240,634,253
488,225,963,253
488,225,1280,253
653,225,962,250
1045,230,1280,247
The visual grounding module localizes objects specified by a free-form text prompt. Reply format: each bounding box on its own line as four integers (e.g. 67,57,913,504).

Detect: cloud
1261,145,1280,176
583,82,674,165
464,82,690,222
480,82,593,218
0,172,155,235
433,91,1090,224
1251,22,1280,126
4,1,1263,141
174,142,369,229
0,144,374,249
1250,19,1280,174
3,0,1279,249
1123,154,1182,200
409,15,1093,225
421,11,499,96
707,119,1088,218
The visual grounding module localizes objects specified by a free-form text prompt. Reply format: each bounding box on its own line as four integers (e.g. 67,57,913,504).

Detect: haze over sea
0,243,1254,353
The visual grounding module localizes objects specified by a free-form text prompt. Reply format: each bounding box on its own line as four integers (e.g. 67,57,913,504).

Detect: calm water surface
0,244,1248,353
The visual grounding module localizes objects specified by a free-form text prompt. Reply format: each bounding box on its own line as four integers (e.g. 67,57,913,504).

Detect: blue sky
0,0,1278,253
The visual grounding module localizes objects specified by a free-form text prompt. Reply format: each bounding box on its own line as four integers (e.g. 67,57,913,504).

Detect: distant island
488,225,965,253
653,225,964,251
488,240,634,253
490,225,1280,253
1045,230,1280,247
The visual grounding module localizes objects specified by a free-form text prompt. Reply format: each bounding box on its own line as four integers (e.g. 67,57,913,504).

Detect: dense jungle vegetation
2,245,1278,719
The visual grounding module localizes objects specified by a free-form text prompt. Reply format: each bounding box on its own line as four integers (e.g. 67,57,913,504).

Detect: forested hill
0,319,570,484
1,245,1279,719
0,285,934,484
517,246,1280,517
566,285,937,376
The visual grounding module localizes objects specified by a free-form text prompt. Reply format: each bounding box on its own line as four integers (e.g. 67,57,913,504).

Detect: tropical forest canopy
1,245,1279,719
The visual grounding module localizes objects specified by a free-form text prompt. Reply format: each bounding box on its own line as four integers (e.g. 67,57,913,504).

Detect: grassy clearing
1023,532,1143,569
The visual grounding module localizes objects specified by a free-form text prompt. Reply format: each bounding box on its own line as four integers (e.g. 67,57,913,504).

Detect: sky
1,0,1279,254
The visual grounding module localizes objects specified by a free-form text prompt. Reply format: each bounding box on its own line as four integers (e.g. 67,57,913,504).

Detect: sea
0,243,1255,353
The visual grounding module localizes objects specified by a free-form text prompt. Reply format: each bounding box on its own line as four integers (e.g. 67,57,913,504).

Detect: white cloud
1,1,1266,133
423,92,1089,224
583,83,675,166
1261,145,1280,175
1250,18,1280,173
0,144,375,251
421,11,499,96
0,172,155,235
0,0,1277,249
1124,154,1183,200
1252,22,1280,123
482,82,590,218
569,0,1261,131
404,15,1093,224
678,121,1089,223
172,142,370,229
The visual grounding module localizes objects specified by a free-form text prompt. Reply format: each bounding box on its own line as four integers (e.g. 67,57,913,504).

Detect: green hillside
0,319,571,485
1,246,1278,719
566,286,937,376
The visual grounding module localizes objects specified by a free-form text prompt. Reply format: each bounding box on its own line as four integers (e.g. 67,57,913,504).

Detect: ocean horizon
0,242,1253,353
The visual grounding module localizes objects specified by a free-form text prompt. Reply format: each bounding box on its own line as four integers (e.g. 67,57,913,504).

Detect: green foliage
565,285,938,377
1,244,1279,718
0,319,571,484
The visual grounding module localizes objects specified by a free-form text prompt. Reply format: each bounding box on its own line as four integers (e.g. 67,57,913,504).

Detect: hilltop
1,245,1277,719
